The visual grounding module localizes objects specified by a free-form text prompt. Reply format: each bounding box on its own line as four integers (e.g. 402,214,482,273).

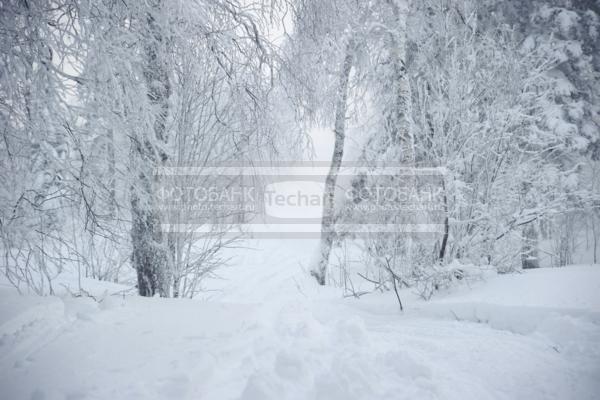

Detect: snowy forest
1,0,599,399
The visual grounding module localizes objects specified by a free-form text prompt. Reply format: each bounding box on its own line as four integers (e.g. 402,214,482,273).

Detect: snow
538,6,580,36
1,240,599,400
432,265,600,310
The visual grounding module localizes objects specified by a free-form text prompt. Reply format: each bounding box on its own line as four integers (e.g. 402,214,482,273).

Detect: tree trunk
592,210,598,264
439,179,449,261
131,3,171,297
107,128,116,219
521,223,540,269
387,0,413,161
312,43,354,285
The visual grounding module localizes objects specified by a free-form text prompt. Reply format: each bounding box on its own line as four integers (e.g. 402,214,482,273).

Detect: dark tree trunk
439,187,449,261
131,3,172,297
521,223,540,269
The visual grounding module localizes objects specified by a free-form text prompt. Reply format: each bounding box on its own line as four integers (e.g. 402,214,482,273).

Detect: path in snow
0,240,599,400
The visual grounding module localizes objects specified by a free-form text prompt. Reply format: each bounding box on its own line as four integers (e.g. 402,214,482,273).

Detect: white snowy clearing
1,239,599,400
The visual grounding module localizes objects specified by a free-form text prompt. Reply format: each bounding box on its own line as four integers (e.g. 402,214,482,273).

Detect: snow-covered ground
1,240,599,400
